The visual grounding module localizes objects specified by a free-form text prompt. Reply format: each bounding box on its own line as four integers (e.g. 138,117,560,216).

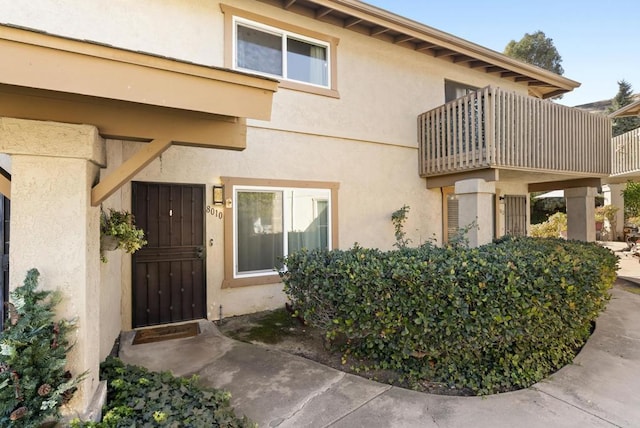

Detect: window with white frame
445,80,478,103
234,185,332,278
234,17,330,88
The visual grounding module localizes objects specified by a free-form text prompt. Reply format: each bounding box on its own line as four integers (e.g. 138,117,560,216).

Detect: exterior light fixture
213,185,224,205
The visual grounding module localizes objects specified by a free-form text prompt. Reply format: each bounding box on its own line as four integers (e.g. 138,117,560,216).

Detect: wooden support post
0,173,10,199
91,139,172,206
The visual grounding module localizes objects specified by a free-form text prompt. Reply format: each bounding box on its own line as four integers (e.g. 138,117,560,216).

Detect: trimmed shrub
530,212,567,238
281,237,617,394
71,357,253,427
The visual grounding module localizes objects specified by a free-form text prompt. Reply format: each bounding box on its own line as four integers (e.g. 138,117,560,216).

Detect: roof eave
609,100,640,118
267,0,580,98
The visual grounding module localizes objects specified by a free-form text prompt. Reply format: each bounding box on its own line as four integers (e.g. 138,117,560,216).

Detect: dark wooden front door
132,182,206,328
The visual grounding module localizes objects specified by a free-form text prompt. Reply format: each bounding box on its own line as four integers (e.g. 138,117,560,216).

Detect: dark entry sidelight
0,194,9,331
504,195,527,237
132,182,206,328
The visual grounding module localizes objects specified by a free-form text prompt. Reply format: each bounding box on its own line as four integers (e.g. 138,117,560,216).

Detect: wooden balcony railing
418,87,611,178
612,128,640,177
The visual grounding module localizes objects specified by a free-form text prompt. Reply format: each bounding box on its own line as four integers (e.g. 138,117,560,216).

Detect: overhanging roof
259,0,580,99
0,24,278,148
609,100,640,118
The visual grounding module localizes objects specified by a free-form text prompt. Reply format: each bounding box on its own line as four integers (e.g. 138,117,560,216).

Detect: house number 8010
206,206,223,219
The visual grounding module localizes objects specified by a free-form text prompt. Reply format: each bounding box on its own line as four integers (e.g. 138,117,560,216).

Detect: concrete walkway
120,246,640,428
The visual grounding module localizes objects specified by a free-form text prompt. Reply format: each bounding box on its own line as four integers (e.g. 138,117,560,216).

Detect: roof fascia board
305,0,579,92
609,100,640,118
0,25,278,120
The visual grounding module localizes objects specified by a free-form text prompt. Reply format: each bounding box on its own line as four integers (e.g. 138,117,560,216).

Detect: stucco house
604,100,640,236
0,0,613,416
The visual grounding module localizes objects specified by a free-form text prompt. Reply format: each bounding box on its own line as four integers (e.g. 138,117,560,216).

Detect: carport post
566,186,597,242
0,117,105,415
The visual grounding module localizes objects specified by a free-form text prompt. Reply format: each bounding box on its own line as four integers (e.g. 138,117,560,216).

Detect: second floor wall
0,0,530,149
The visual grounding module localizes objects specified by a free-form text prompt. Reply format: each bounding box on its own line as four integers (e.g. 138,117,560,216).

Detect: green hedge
72,357,253,428
281,237,618,394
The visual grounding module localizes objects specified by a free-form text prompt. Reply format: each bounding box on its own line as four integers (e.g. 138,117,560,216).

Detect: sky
365,0,639,107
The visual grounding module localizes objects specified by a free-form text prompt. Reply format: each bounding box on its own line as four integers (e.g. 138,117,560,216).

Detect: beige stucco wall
0,0,527,132
233,1,527,147
0,0,223,67
98,141,127,358
0,153,10,173
1,0,536,326
113,121,439,324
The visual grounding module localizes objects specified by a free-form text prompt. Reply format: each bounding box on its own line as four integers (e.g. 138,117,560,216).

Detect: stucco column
454,178,495,247
565,186,597,242
603,184,625,241
0,118,105,414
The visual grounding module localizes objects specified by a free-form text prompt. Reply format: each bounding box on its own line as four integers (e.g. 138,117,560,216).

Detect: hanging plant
100,209,147,259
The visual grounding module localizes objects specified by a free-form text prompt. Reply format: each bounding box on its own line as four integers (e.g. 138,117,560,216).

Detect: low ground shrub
530,212,567,238
72,356,253,428
282,237,617,394
0,269,84,427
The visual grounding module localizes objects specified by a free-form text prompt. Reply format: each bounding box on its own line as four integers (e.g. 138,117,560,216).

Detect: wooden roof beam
501,71,520,78
415,42,437,51
485,66,504,73
370,26,389,36
256,0,580,96
469,61,488,69
394,34,414,44
283,0,297,9
344,16,362,28
515,76,538,82
528,87,544,98
528,81,554,87
434,49,457,58
529,178,602,193
453,55,475,64
541,89,568,99
316,7,333,19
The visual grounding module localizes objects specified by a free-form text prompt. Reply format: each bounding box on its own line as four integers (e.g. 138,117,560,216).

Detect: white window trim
232,184,333,279
232,16,332,90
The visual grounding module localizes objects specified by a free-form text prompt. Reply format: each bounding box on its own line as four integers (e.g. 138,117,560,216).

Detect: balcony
611,128,640,179
418,87,611,184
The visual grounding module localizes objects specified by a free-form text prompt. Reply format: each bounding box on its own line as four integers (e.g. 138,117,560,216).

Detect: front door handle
196,246,205,259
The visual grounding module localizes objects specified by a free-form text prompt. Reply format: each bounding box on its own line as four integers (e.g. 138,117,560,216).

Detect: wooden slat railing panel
418,86,612,177
612,128,640,176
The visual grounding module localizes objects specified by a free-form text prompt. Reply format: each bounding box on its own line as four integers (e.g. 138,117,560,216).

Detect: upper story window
235,19,329,88
445,80,478,103
221,4,339,98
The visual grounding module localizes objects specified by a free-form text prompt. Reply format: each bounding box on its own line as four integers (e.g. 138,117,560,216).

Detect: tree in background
609,80,640,137
530,193,566,224
504,31,564,75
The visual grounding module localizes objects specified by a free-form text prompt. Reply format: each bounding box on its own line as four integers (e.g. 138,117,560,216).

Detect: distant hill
574,94,640,115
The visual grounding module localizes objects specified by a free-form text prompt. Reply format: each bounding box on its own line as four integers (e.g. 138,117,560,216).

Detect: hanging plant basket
99,209,147,262
100,235,119,252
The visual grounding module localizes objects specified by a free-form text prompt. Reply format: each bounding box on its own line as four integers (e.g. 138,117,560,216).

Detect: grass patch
222,309,299,344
